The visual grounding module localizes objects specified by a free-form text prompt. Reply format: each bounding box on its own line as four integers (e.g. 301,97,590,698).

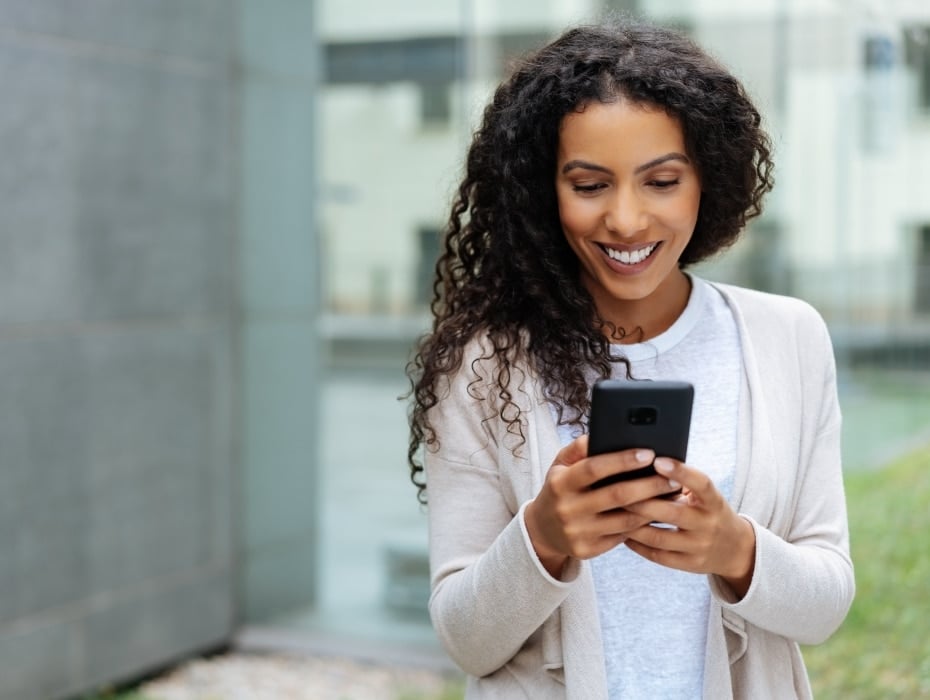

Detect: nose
604,187,648,238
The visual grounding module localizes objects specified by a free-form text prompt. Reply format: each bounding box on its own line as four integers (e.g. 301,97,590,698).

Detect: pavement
139,651,461,700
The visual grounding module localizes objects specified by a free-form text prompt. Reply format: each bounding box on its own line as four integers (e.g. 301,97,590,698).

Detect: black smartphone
587,379,694,491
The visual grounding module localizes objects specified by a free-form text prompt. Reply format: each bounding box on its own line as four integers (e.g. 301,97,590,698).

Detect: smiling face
555,98,702,341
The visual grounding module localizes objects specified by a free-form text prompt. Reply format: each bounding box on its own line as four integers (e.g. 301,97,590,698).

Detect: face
555,99,702,337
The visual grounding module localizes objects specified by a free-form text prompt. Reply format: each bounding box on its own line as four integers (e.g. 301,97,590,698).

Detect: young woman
406,20,854,700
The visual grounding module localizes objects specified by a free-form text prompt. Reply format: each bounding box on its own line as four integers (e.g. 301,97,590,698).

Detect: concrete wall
0,1,321,697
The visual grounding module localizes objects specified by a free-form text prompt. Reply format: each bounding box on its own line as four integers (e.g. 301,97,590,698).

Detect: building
2,1,928,697
320,0,930,333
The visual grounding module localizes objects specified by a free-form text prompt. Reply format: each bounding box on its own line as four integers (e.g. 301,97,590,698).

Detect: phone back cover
588,380,694,460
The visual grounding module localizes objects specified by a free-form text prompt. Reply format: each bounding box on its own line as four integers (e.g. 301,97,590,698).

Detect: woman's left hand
623,457,757,599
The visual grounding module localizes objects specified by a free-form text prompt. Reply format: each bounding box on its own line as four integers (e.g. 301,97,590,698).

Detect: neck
595,271,692,344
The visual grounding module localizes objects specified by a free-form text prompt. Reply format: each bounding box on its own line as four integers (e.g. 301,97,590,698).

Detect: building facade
4,1,929,697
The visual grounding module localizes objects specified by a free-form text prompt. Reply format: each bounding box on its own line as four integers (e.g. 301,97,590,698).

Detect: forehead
557,99,688,162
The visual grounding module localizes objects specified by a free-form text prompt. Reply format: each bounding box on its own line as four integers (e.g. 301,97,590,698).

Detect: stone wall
0,2,321,697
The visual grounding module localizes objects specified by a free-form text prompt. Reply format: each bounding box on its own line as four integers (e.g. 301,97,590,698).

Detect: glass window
904,24,930,112
287,0,930,654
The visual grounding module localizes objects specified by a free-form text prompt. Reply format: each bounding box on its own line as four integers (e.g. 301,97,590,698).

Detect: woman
406,19,854,699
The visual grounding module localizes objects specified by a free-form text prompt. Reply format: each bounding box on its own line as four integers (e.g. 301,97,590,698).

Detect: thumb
553,434,588,467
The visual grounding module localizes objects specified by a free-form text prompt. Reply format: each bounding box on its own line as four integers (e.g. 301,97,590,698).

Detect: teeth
605,243,658,265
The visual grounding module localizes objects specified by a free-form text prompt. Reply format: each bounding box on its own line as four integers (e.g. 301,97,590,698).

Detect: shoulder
709,282,831,340
428,329,541,458
458,329,527,378
710,282,820,318
437,329,536,406
708,282,838,395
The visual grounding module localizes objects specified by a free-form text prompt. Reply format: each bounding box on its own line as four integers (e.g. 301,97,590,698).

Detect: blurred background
1,1,928,698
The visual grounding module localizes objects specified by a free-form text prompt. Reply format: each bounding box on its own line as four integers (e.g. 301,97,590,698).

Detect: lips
598,242,660,265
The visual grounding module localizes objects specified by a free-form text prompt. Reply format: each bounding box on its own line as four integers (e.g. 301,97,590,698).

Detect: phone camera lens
629,406,658,426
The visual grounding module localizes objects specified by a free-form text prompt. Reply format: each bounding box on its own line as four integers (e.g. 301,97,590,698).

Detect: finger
624,497,691,528
653,458,721,510
626,522,686,551
597,507,652,535
580,448,656,490
625,539,696,572
589,474,683,514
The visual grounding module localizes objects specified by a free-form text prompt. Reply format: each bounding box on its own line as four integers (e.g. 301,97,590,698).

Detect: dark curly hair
406,19,774,502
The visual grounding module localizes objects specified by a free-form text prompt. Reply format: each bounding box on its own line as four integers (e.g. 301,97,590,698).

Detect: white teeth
605,243,658,265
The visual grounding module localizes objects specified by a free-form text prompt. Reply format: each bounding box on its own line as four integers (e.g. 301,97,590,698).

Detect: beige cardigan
424,283,855,699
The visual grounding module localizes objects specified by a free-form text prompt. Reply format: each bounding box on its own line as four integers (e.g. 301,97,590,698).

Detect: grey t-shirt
553,276,742,699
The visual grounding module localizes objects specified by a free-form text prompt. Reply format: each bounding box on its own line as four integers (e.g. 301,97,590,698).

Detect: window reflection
305,0,930,650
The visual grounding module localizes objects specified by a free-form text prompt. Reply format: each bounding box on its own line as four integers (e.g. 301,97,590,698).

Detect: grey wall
0,2,320,698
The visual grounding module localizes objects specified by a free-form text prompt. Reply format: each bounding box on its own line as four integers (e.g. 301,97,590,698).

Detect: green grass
803,446,930,698
395,680,466,700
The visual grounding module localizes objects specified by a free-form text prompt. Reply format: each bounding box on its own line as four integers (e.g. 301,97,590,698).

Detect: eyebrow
561,152,691,175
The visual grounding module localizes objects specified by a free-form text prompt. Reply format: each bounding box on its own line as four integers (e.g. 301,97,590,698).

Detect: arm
623,409,853,645
426,350,676,676
427,452,579,677
624,302,854,643
710,419,854,644
710,309,854,643
424,350,581,677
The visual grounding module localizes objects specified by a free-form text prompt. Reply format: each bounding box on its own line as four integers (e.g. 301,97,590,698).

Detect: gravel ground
139,653,461,700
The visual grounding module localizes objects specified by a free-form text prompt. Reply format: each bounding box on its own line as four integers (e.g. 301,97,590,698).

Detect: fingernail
668,479,681,490
654,458,674,474
636,449,655,463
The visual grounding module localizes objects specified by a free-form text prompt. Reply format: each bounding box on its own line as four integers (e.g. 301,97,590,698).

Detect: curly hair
406,19,774,502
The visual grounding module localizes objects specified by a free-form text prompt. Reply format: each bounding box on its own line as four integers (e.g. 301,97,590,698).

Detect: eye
572,183,607,194
649,179,680,189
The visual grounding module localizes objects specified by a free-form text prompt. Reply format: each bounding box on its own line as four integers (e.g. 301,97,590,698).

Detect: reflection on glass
306,0,930,651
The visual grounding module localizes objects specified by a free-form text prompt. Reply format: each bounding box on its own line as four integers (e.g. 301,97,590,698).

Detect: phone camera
628,406,658,426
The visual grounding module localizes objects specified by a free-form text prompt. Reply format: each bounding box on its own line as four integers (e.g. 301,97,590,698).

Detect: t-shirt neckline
610,274,706,362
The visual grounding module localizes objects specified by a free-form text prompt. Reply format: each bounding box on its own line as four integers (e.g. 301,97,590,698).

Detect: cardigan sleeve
709,299,855,644
424,342,581,677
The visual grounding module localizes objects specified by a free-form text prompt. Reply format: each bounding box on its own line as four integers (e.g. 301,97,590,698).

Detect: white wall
321,82,463,313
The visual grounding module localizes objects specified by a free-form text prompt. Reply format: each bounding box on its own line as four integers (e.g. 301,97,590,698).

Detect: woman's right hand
523,435,680,578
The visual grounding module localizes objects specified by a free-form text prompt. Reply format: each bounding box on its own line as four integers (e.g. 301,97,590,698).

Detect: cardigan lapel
702,284,788,697
712,283,780,523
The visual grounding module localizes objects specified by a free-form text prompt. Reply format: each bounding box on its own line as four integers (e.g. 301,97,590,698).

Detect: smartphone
587,379,694,492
